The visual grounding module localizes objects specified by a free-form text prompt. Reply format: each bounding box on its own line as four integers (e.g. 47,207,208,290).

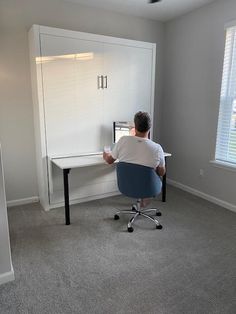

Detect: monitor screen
113,121,135,143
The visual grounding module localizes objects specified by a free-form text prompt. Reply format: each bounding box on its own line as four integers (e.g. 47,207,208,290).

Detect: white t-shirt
111,136,165,169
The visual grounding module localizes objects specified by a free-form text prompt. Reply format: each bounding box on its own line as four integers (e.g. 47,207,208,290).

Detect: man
103,111,166,177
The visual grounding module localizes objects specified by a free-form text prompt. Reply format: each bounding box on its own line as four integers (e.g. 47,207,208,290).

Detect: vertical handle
97,75,103,89
97,75,107,89
104,75,107,89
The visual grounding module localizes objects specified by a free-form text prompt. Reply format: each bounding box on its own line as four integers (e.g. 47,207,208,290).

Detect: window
215,25,236,165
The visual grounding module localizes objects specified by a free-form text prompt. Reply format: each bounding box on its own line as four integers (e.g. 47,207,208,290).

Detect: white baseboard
167,179,236,213
0,266,14,285
6,191,120,210
7,196,39,207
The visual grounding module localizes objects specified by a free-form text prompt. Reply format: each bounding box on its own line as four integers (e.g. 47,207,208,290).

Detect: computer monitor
113,121,135,143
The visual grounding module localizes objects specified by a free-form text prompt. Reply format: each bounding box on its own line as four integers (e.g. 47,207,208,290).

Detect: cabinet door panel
40,34,104,155
102,43,153,145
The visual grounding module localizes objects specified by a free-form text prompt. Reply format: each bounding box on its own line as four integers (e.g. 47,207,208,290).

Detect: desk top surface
52,154,105,169
51,152,172,170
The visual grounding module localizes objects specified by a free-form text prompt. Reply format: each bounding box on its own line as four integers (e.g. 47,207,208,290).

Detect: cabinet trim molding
38,25,156,50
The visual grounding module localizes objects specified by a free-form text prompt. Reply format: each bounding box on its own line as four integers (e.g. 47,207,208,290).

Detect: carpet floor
0,186,236,314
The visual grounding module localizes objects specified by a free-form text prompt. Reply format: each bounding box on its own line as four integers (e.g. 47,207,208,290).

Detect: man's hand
156,165,166,177
103,152,116,164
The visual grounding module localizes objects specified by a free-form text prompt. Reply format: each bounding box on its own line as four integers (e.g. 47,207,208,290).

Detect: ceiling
63,0,217,22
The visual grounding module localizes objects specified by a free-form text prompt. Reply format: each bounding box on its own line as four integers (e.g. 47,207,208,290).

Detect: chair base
114,200,162,232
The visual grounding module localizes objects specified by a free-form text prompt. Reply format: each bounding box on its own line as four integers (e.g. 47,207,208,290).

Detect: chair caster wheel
132,205,136,211
127,226,134,233
114,214,120,220
156,211,162,216
156,224,163,230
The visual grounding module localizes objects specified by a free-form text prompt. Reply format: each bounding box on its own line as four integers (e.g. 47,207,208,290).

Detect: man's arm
103,152,116,164
155,146,166,176
156,165,166,177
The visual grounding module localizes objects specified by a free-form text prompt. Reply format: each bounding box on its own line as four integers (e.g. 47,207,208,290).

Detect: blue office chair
115,162,163,232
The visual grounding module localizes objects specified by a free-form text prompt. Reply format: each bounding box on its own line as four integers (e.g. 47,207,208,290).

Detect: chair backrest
116,162,162,199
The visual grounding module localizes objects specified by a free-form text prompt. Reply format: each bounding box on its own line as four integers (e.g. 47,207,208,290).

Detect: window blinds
215,26,236,165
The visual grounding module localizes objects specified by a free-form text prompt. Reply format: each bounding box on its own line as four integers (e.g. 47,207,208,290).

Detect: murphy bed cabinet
29,25,156,211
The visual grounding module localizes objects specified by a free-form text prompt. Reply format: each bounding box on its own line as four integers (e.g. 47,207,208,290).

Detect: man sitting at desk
103,111,166,205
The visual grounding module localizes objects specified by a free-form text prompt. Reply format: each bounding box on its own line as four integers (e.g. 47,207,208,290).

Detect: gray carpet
0,186,236,314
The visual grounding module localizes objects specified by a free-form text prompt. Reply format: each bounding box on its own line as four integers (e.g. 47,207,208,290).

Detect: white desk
51,152,171,225
52,154,105,169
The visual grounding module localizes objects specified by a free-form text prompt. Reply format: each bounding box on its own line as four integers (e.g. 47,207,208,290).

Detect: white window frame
214,22,236,169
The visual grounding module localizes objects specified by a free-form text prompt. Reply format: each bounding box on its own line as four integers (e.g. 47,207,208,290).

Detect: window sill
210,160,236,172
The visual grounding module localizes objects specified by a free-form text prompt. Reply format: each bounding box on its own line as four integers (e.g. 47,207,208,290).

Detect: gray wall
0,0,164,202
162,0,236,206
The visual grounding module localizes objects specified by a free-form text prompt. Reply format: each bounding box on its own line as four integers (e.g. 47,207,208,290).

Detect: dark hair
134,111,151,132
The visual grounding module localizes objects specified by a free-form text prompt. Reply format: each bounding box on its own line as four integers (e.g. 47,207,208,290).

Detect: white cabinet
40,34,104,156
29,25,156,210
102,43,153,146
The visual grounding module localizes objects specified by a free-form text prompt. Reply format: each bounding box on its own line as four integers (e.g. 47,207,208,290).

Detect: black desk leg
162,173,166,202
162,158,167,202
63,168,71,225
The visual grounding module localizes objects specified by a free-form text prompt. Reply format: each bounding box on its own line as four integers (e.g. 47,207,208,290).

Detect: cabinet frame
29,25,156,211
